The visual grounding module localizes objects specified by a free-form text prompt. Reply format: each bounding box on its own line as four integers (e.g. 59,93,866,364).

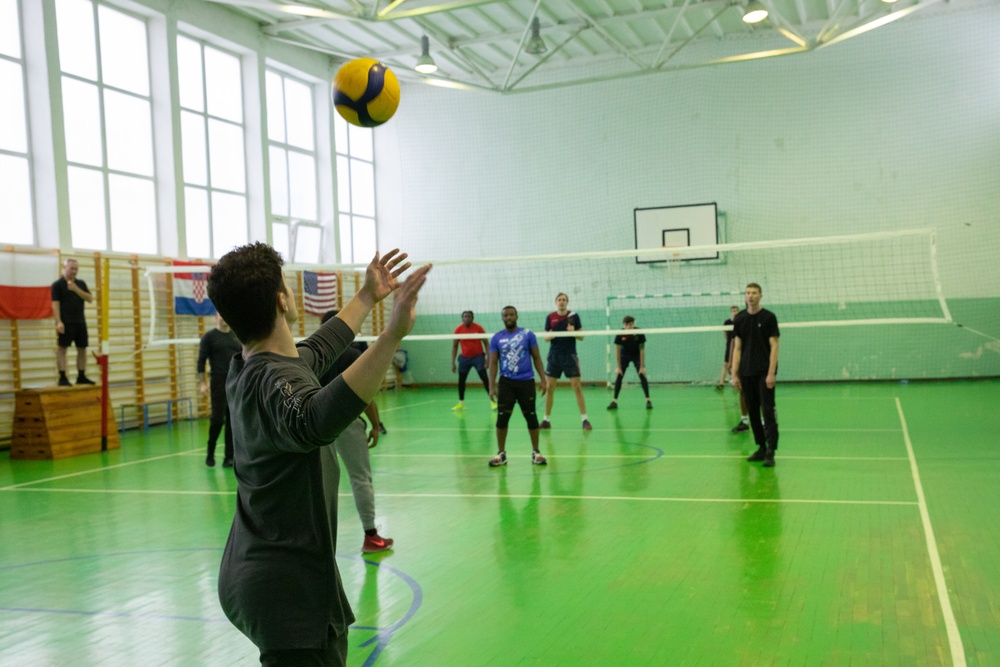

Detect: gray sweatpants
320,418,376,533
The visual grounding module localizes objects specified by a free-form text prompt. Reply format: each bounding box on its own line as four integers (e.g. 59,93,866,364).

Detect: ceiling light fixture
525,17,547,55
742,0,769,23
415,35,438,74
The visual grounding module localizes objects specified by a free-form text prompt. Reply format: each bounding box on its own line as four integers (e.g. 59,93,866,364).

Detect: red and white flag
0,253,59,320
173,260,216,316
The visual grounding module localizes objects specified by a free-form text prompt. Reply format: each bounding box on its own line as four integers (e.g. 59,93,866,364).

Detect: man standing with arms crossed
730,283,780,467
52,258,96,386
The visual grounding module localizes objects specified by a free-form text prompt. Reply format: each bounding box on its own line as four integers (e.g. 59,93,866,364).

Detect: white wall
376,3,1000,304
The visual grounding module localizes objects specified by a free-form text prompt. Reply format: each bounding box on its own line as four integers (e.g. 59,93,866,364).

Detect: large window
177,35,247,259
266,69,319,263
334,114,376,264
0,0,34,246
56,0,156,253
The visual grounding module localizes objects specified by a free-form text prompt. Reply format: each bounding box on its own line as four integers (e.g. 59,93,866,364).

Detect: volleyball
332,58,400,128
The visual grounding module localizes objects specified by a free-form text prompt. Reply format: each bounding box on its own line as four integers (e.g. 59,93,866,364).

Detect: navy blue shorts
546,351,580,379
457,353,486,375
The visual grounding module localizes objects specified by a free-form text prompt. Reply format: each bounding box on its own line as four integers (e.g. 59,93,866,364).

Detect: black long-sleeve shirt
197,328,241,379
217,316,364,651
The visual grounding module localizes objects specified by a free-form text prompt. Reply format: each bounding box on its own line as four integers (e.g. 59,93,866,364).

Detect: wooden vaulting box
11,386,120,460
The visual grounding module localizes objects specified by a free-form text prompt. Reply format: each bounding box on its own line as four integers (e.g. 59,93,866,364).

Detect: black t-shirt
724,318,735,344
545,311,582,354
197,328,242,379
51,277,89,324
319,343,361,386
733,308,780,376
614,332,646,358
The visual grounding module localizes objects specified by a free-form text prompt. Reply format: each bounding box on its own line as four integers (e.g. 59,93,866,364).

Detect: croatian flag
0,253,59,320
303,271,339,316
173,260,216,316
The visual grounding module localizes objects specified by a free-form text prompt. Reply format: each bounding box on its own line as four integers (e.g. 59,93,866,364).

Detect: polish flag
0,253,59,320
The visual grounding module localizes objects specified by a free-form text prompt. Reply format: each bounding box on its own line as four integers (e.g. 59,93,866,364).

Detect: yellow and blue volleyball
332,58,400,128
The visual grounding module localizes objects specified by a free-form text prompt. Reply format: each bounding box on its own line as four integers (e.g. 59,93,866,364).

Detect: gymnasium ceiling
204,0,959,93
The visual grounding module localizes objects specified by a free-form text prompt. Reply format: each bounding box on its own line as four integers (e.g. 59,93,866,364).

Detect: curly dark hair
207,242,286,344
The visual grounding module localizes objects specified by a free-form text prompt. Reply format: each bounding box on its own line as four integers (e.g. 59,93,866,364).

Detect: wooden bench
118,397,194,433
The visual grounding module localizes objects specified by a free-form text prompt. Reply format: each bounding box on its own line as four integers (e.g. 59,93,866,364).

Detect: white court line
373,453,909,461
375,492,917,506
1,487,232,496
396,427,903,433
896,397,965,666
0,449,909,492
0,450,198,490
0,486,917,506
378,400,439,413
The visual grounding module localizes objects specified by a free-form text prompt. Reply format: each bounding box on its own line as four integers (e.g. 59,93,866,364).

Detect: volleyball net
141,228,955,382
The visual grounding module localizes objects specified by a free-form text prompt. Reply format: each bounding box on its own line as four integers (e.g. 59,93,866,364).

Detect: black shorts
457,353,486,375
57,322,89,349
620,354,641,373
496,377,539,430
546,351,580,379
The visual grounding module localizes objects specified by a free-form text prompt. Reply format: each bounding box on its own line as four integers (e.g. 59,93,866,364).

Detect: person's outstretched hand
385,264,432,341
362,249,412,303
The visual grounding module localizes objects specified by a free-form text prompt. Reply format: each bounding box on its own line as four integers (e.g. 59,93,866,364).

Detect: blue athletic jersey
490,327,538,381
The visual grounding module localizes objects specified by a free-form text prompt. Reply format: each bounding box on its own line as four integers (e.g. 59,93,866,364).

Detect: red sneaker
362,532,394,553
582,419,592,431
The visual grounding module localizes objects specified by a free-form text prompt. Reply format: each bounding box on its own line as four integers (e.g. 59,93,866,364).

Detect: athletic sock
741,415,749,424
581,414,588,422
365,528,377,536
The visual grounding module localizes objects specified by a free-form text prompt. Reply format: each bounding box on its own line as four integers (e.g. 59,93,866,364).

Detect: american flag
303,271,339,316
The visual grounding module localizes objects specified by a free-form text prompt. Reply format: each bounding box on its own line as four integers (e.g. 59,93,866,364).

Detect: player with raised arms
210,243,430,667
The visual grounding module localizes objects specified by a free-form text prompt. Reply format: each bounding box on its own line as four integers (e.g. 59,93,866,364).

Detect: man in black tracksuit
730,282,780,467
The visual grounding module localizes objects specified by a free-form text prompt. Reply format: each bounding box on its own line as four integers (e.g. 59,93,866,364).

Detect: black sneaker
76,375,96,385
732,421,750,433
762,450,776,467
378,423,388,435
58,376,72,387
206,456,216,467
646,400,653,410
222,458,234,468
606,401,618,410
746,447,766,462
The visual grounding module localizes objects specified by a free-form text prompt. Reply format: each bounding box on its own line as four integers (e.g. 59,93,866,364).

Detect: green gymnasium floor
1,381,997,666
